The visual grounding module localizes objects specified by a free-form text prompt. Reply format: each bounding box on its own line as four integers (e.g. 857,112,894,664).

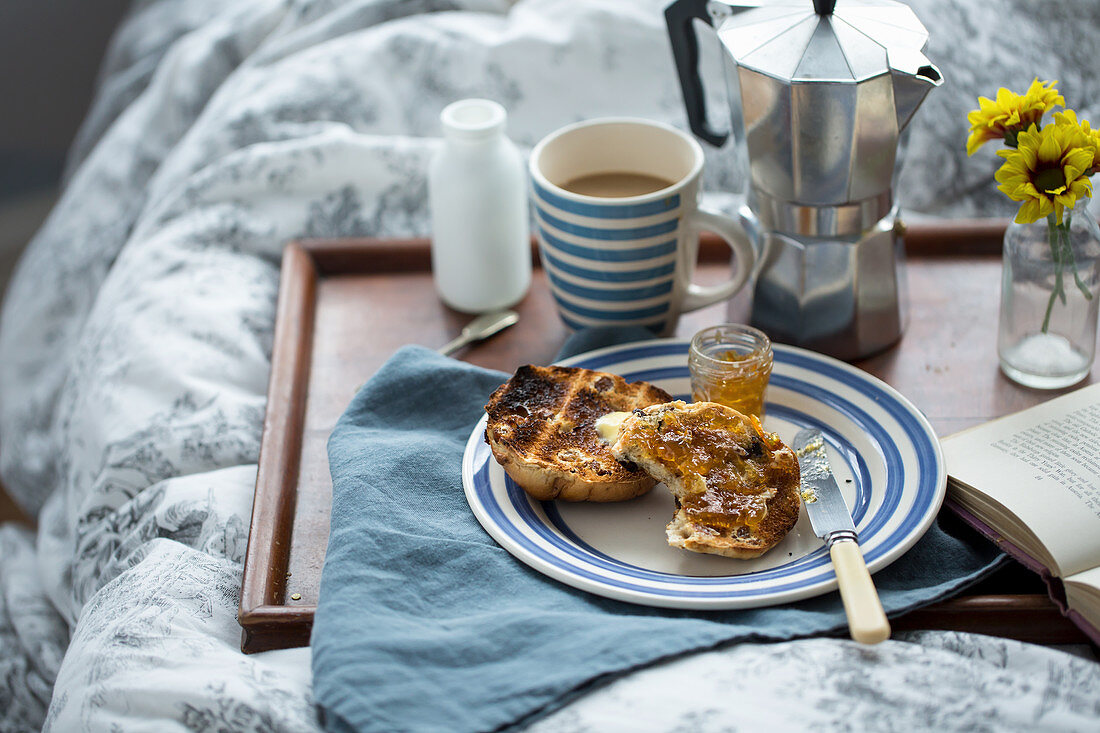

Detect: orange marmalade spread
619,404,785,531
690,347,772,418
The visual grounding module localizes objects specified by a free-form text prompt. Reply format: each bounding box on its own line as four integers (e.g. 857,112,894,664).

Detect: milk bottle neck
440,99,507,145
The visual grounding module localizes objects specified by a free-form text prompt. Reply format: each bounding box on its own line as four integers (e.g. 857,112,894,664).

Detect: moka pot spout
890,47,943,133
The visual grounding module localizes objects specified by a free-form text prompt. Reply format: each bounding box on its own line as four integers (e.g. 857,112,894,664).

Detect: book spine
942,497,1048,577
942,497,1100,641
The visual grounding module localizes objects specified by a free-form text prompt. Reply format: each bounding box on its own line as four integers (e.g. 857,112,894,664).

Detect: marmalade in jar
688,324,773,418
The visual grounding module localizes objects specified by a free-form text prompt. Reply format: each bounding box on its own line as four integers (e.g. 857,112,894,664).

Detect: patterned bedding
1,1,1099,731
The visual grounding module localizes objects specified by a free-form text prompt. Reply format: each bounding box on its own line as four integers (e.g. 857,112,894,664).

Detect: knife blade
793,428,890,645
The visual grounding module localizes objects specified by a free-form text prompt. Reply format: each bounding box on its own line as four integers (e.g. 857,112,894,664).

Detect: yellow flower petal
1071,177,1093,199
1015,198,1045,224
1064,149,1092,179
967,129,992,156
1037,132,1062,162
1055,109,1079,126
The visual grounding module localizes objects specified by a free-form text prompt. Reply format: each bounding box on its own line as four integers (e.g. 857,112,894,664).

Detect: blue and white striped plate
462,339,946,609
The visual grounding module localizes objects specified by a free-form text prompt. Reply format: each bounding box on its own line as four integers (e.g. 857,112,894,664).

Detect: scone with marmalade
611,401,800,558
484,365,672,502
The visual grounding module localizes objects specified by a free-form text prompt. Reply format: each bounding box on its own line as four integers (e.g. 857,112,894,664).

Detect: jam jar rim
688,323,773,372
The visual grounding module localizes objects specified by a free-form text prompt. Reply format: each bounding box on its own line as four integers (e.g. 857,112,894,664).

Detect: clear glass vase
998,198,1100,389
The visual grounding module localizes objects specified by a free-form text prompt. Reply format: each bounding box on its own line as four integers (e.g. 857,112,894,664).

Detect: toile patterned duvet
1,1,1099,731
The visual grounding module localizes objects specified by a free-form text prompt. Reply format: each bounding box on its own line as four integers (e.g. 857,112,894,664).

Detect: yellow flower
1057,109,1100,174
994,121,1094,224
966,79,1064,155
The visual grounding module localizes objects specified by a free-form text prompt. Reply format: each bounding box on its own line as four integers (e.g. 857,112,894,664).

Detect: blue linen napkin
311,329,1004,733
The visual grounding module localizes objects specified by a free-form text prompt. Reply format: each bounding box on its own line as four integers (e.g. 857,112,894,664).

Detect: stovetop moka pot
666,0,942,359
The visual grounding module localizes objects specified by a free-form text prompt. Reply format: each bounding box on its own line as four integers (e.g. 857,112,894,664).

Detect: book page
948,482,1056,570
942,383,1100,577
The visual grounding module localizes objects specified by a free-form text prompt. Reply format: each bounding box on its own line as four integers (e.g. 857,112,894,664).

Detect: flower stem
1061,211,1095,300
1041,213,1065,333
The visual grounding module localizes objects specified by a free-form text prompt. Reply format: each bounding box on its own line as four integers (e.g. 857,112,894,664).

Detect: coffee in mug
560,171,675,198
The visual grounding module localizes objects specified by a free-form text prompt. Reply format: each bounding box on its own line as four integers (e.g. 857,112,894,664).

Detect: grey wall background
1,0,130,199
0,0,129,294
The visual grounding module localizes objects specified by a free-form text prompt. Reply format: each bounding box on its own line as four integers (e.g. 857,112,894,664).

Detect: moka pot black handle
665,0,728,147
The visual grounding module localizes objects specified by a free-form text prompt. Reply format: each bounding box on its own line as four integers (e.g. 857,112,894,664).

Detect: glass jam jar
688,324,773,418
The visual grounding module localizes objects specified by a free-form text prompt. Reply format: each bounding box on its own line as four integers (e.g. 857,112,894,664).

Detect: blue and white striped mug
529,118,754,336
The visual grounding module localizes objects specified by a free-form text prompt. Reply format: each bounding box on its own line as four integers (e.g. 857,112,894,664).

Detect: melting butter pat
594,411,633,443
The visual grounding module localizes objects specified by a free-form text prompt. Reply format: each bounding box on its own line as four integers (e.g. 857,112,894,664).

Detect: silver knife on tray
793,428,890,645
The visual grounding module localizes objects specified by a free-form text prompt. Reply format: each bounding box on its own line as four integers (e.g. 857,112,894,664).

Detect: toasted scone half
611,401,800,558
484,365,673,502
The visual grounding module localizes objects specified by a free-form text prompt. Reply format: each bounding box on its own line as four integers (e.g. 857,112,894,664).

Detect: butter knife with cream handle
793,428,890,645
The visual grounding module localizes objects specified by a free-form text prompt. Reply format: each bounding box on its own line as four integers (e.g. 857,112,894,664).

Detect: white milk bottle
429,99,530,313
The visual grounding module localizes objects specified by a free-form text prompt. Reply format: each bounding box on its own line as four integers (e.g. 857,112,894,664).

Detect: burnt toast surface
484,365,673,501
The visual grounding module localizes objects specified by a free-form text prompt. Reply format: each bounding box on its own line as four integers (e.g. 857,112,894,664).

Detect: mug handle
680,207,756,312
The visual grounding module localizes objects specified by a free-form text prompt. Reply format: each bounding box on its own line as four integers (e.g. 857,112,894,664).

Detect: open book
941,382,1100,645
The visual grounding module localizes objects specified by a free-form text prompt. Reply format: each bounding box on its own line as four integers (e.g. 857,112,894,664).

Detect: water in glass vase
997,199,1100,389
1000,332,1093,389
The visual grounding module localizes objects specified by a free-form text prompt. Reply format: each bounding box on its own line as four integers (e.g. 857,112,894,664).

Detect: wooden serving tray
238,224,1093,653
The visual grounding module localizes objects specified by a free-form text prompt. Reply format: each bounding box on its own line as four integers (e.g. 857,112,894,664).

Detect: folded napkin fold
312,329,1004,733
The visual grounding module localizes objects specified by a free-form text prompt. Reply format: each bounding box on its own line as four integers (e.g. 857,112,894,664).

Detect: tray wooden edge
240,604,318,654
278,217,1010,271
239,242,317,653
892,594,1087,644
237,218,1022,654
